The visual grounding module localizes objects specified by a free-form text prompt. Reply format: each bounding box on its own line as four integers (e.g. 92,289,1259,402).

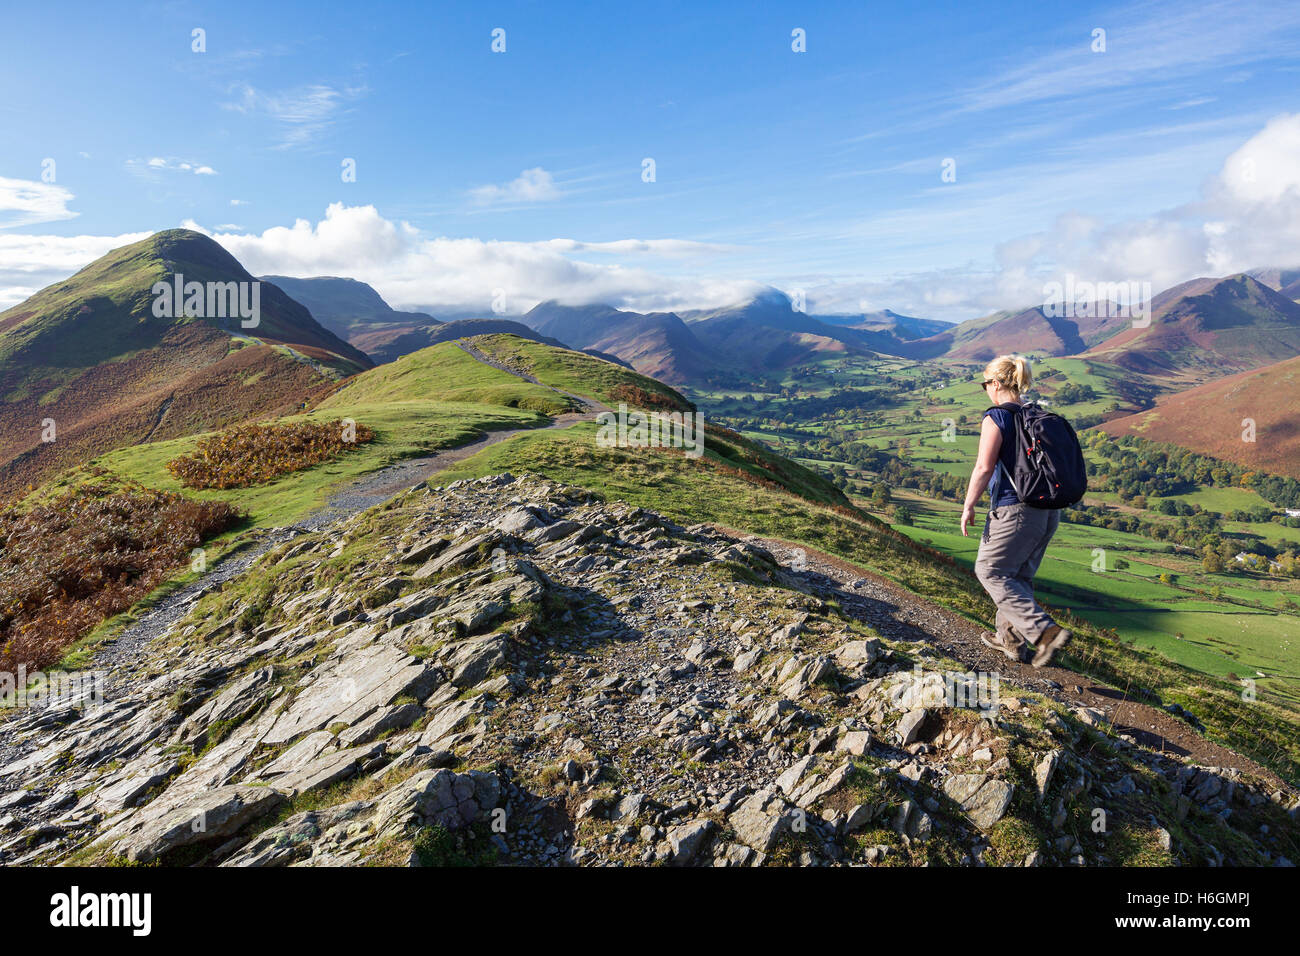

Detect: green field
879,490,1300,703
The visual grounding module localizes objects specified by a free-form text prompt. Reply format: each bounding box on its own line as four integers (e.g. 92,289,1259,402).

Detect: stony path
724,528,1290,791
0,346,606,773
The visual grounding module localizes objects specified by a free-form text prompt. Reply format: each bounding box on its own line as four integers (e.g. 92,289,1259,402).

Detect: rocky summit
0,474,1296,867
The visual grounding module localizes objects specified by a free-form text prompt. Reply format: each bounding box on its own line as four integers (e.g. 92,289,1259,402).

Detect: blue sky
2,0,1300,319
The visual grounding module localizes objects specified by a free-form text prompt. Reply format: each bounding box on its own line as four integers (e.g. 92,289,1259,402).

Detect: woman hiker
959,354,1072,668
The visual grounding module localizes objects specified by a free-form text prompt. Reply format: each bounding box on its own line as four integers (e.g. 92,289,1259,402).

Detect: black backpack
987,401,1087,509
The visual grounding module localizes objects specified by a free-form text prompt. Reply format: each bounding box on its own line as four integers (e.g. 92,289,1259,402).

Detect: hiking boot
1031,625,1072,668
981,628,1027,663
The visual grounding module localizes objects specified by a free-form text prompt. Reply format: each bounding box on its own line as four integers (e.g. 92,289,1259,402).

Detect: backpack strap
982,402,1023,416
983,403,1026,503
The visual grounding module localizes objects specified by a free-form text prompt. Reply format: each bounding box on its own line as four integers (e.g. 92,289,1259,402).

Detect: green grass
318,341,574,416
471,334,692,410
57,400,546,533
1152,485,1273,513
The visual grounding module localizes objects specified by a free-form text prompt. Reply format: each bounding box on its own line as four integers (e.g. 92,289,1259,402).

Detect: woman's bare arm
960,415,1003,537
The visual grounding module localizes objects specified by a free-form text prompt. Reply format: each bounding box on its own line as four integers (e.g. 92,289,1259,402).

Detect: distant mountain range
1083,274,1300,382
507,271,1300,387
515,289,959,384
5,226,1300,497
263,276,574,364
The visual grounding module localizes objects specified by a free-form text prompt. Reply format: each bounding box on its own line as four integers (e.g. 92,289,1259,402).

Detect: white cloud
470,167,561,205
0,230,151,308
190,203,760,313
126,157,219,177
804,113,1300,319
230,198,249,206
0,177,78,230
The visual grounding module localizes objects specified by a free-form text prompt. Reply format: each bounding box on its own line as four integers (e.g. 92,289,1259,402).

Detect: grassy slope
471,333,693,409
1100,354,1300,480
45,342,585,532
317,340,575,416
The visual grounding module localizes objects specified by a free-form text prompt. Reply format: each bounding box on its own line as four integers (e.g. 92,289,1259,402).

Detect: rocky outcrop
0,474,1296,867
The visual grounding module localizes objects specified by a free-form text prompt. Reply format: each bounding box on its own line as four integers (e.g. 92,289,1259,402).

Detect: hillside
0,230,371,497
885,306,1131,363
1099,354,1300,479
1248,267,1300,297
1085,274,1300,382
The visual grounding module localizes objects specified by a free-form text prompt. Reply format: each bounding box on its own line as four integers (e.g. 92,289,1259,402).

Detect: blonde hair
983,354,1033,394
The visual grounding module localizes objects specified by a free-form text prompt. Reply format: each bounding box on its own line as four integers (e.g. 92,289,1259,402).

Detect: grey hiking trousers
974,502,1059,644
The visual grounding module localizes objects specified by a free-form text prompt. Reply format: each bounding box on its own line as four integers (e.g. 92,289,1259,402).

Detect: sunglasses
981,380,997,388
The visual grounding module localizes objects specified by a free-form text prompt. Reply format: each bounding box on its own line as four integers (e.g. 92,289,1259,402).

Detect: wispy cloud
0,176,78,229
959,0,1300,113
1167,96,1217,110
221,82,364,149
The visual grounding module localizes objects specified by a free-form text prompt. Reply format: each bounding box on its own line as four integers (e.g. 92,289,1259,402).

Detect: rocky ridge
1,474,1296,867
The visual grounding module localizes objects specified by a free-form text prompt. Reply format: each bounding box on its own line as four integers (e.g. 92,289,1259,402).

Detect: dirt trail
82,344,609,681
713,526,1292,792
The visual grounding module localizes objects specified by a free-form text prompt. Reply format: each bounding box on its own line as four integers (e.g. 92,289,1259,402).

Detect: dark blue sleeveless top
983,405,1021,508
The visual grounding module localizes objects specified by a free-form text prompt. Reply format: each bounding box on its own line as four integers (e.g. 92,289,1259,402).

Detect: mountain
265,276,579,366
1084,273,1300,382
0,229,370,497
1248,266,1300,296
885,304,1132,363
837,308,953,340
262,275,440,341
681,289,896,371
1099,353,1300,479
520,301,723,383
